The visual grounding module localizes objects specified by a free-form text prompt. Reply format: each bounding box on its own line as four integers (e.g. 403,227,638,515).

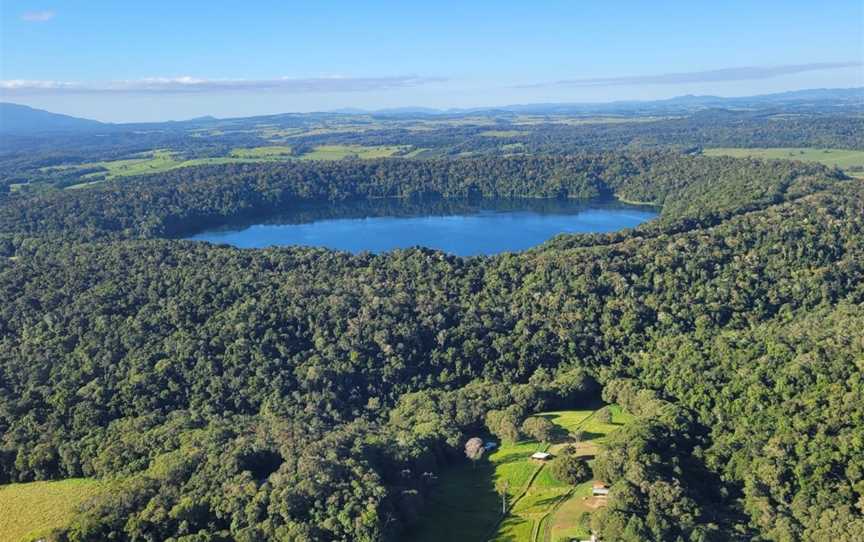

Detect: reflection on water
185,197,658,256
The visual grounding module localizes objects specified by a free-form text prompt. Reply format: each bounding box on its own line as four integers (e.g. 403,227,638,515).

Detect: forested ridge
0,152,862,541
0,152,836,244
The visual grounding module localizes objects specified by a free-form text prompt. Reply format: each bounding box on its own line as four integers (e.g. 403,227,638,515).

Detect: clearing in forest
0,478,105,542
703,147,864,176
406,405,633,542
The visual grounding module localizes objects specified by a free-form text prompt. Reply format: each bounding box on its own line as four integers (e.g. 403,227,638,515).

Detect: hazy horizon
5,85,863,124
2,1,862,122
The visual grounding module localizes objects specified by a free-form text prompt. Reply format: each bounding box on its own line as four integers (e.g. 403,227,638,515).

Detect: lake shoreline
183,196,658,256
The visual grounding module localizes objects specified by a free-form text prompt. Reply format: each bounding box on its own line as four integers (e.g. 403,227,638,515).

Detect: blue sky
1,0,862,121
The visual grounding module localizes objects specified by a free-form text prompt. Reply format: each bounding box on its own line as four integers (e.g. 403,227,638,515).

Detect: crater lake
185,198,658,256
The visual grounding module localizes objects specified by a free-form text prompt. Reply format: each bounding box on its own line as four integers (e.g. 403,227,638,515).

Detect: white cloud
21,10,55,22
0,75,447,94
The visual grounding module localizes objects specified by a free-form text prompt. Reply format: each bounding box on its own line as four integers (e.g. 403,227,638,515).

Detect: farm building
530,451,552,461
592,482,610,496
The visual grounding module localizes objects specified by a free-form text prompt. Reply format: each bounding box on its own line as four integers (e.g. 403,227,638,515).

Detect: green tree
549,455,591,485
520,417,555,444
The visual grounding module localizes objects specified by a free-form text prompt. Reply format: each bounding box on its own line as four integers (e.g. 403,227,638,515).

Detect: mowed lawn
0,478,104,542
407,405,632,542
703,147,864,174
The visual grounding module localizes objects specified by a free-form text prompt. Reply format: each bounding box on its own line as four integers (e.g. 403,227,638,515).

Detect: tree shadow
578,431,603,441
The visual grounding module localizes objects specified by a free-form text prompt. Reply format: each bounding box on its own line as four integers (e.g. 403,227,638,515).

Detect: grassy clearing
480,130,526,138
491,410,608,542
60,144,418,189
298,144,410,160
230,145,294,158
547,481,597,542
703,147,864,174
407,405,632,542
407,461,500,542
0,478,104,542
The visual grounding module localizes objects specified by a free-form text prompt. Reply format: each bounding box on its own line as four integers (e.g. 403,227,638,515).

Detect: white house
531,451,552,461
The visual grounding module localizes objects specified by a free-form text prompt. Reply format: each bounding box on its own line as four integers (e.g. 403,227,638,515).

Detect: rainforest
0,113,863,542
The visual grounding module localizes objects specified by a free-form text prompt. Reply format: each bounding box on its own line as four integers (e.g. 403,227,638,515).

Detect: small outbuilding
484,441,498,451
592,481,610,496
531,451,552,461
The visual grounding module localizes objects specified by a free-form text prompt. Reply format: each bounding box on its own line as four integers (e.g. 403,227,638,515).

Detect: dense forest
0,152,836,244
0,150,862,541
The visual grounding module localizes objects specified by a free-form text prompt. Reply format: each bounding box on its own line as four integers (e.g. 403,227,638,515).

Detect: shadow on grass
578,431,604,441
401,459,501,542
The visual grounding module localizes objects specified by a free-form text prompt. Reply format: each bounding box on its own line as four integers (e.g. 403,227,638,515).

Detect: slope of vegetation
0,150,861,541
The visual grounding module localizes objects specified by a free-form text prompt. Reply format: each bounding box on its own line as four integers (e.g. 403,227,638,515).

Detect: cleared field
407,461,500,542
480,130,526,138
230,145,294,158
408,405,631,542
298,144,411,160
703,147,864,174
0,478,104,542
545,481,597,542
61,144,416,189
76,149,183,178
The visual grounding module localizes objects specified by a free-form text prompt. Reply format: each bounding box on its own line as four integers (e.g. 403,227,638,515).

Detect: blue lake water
185,198,658,256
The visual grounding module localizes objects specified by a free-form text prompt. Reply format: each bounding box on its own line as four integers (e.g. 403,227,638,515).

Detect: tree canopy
0,149,861,540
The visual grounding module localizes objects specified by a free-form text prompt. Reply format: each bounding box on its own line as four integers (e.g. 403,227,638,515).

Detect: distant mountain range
0,102,106,134
356,87,864,116
1,87,861,135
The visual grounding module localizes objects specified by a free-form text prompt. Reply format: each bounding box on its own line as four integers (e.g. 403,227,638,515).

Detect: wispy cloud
21,10,55,22
0,75,447,95
519,62,863,88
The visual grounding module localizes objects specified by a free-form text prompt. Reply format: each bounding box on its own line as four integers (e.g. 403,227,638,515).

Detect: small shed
592,481,610,496
484,441,498,451
531,451,552,461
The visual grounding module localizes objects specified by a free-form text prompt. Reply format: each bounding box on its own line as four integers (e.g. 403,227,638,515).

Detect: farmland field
0,478,104,542
298,144,412,160
229,145,294,158
57,144,419,189
703,147,864,175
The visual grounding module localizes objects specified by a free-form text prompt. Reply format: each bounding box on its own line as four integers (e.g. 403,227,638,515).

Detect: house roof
531,451,551,459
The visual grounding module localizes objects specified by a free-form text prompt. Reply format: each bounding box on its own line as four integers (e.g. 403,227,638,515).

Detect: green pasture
703,147,864,175
0,478,104,542
407,405,632,542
